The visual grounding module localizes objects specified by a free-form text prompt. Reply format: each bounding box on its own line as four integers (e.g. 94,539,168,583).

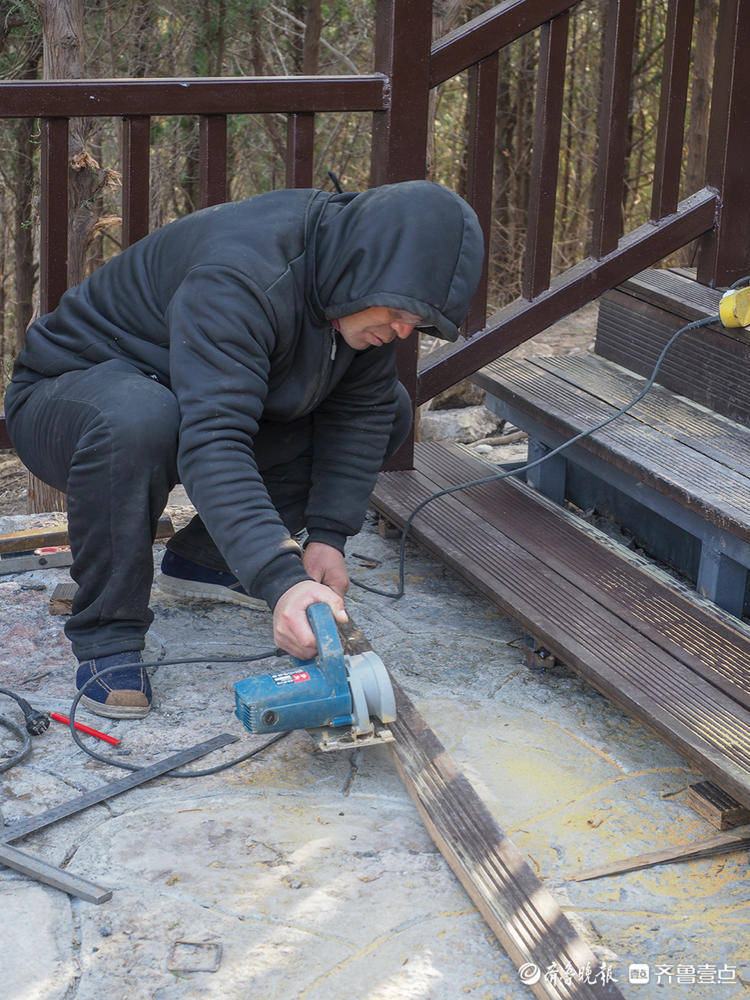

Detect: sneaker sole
157,572,269,611
79,694,151,719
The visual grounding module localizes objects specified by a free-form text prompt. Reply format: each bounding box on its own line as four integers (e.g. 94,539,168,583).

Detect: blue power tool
233,603,396,750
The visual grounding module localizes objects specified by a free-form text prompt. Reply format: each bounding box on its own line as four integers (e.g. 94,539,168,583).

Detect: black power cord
0,686,51,773
69,649,284,774
352,310,725,600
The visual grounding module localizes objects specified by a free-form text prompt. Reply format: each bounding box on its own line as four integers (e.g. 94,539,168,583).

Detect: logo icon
629,964,650,984
519,963,541,985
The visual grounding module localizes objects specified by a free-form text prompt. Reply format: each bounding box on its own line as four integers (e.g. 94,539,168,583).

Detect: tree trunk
31,0,119,512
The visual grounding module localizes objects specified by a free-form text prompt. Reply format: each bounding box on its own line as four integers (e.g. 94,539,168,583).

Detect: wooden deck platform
371,442,750,810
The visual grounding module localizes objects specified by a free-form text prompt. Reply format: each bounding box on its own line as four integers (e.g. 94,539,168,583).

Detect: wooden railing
1,0,748,469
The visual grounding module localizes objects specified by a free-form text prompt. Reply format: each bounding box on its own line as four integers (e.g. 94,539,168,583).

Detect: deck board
371,443,750,809
472,357,750,541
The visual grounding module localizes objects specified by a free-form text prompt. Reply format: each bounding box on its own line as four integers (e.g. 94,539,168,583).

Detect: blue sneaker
158,549,268,610
76,651,151,719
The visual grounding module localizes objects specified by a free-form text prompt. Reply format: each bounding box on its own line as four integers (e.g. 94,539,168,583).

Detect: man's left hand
303,542,350,597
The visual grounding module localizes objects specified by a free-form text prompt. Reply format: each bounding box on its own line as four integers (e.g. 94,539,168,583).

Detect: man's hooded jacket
10,181,484,607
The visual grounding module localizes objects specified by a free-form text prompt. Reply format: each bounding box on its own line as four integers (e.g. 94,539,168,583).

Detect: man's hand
303,542,350,597
273,579,348,659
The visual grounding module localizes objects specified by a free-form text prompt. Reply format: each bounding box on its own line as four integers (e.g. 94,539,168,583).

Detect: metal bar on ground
1,733,237,845
285,112,315,189
0,841,112,904
590,0,637,259
122,115,151,245
464,53,499,335
40,117,69,314
650,0,695,221
199,114,228,207
522,11,569,300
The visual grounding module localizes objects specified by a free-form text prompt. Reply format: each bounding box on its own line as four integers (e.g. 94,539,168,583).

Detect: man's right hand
273,580,348,659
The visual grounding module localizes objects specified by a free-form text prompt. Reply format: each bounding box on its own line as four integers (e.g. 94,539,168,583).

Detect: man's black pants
4,360,411,661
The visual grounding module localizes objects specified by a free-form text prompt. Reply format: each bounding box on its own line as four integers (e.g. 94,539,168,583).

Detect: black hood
314,181,484,342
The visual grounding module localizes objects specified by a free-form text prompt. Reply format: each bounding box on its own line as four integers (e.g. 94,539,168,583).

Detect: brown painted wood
418,441,750,711
337,620,622,999
688,781,750,831
122,115,150,245
650,0,695,220
416,188,717,404
595,288,750,425
465,53,499,334
523,11,569,300
530,354,750,477
590,0,637,259
371,445,750,808
199,114,228,207
697,0,750,287
572,827,750,881
39,117,69,314
472,357,750,542
0,416,11,450
285,112,315,189
0,77,387,117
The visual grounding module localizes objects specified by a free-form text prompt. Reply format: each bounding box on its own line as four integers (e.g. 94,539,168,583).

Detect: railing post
696,0,750,288
39,118,69,314
371,0,432,471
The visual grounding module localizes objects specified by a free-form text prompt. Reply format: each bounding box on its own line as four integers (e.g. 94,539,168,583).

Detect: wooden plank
199,114,228,207
523,11,569,299
590,0,637,259
49,580,78,615
285,112,315,189
0,841,112,904
595,289,750,426
617,269,723,322
338,621,622,999
39,117,69,314
472,357,750,541
0,513,174,554
122,115,150,246
650,0,695,220
464,53,498,334
687,781,750,831
530,354,750,477
417,442,750,711
371,451,750,808
0,414,12,450
572,827,750,881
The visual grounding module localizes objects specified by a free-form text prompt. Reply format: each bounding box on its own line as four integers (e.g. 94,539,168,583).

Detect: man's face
337,306,424,351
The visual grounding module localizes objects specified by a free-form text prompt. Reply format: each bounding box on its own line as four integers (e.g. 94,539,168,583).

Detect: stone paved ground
1,493,748,999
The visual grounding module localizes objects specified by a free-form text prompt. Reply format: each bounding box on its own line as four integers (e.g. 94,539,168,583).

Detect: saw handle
294,602,347,682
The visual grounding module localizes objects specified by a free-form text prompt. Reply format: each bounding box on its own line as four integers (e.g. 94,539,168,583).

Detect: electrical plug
719,286,750,328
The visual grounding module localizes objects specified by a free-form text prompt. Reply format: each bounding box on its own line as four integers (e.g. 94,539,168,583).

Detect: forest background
0,0,719,393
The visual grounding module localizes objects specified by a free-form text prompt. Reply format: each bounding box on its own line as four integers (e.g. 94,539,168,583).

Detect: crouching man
4,180,483,718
